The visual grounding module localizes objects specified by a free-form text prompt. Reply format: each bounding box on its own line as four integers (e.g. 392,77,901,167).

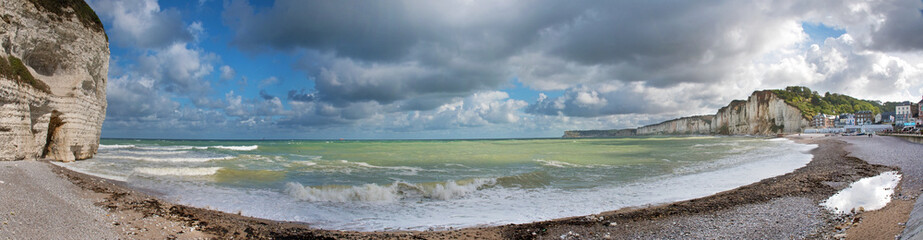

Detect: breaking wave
135,167,222,176
285,178,497,202
212,145,259,151
284,171,553,202
99,144,135,150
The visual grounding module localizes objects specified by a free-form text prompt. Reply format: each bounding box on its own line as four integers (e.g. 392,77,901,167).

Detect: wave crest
284,178,496,202
99,144,135,150
212,145,259,151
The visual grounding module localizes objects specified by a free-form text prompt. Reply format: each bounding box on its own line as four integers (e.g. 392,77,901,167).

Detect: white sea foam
294,161,317,166
822,171,901,214
99,144,135,150
212,145,259,151
284,179,496,202
534,159,583,168
118,155,235,163
135,167,223,176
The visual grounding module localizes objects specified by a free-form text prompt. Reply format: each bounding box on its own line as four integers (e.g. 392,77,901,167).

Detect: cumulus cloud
224,90,286,118
527,82,722,117
136,43,216,96
105,75,178,121
258,76,279,88
219,65,236,81
89,0,194,48
759,34,923,101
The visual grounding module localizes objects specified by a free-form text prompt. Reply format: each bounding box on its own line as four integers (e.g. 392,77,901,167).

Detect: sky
88,0,923,140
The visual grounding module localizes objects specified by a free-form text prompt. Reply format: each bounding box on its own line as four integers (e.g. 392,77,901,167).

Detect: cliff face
712,90,809,135
0,0,108,161
636,115,714,135
564,91,810,138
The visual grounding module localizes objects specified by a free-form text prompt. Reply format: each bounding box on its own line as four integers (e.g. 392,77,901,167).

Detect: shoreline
4,136,916,239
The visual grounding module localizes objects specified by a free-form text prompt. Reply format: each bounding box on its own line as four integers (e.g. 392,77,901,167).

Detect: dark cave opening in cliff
41,111,63,159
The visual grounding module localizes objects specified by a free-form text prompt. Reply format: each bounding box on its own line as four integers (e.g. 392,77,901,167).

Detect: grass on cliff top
0,55,51,93
771,86,883,119
27,0,106,40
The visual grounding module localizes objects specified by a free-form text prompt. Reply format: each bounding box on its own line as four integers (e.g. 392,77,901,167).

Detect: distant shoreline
5,135,915,239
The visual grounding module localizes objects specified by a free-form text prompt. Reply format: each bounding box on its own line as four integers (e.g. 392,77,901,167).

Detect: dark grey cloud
258,90,275,100
307,56,504,106
287,89,316,102
223,0,587,61
866,1,923,51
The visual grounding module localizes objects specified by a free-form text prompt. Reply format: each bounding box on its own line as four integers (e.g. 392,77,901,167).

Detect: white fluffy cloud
89,0,194,48
137,43,216,96
219,65,236,81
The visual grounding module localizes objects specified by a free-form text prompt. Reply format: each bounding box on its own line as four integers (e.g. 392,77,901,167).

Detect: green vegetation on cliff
0,55,51,93
27,0,106,40
771,86,882,119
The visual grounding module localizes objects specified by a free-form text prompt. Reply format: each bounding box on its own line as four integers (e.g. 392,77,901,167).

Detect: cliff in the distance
565,90,811,138
0,0,108,161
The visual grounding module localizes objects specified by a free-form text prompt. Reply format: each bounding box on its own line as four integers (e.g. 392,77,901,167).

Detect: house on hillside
855,110,873,125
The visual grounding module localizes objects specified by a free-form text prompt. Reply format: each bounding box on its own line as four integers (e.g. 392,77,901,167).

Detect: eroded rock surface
0,0,108,161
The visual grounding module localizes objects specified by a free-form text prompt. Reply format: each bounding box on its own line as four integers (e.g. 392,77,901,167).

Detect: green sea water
59,136,815,231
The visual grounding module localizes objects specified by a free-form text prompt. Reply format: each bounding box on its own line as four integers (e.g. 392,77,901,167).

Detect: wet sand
0,136,918,239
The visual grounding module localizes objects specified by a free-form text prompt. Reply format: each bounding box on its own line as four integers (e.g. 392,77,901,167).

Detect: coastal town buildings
836,113,856,127
855,110,873,125
919,97,923,117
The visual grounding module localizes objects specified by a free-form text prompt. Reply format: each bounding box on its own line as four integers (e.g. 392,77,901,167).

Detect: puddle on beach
821,171,901,214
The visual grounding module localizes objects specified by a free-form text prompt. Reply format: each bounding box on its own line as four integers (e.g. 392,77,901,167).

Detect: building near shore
919,96,923,117
896,102,912,125
876,112,896,124
812,113,835,128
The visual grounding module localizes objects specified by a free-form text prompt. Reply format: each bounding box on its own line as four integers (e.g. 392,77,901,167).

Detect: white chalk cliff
566,91,811,138
0,0,108,161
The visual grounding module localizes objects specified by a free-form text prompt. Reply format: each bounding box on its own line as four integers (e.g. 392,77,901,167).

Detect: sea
57,136,816,231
